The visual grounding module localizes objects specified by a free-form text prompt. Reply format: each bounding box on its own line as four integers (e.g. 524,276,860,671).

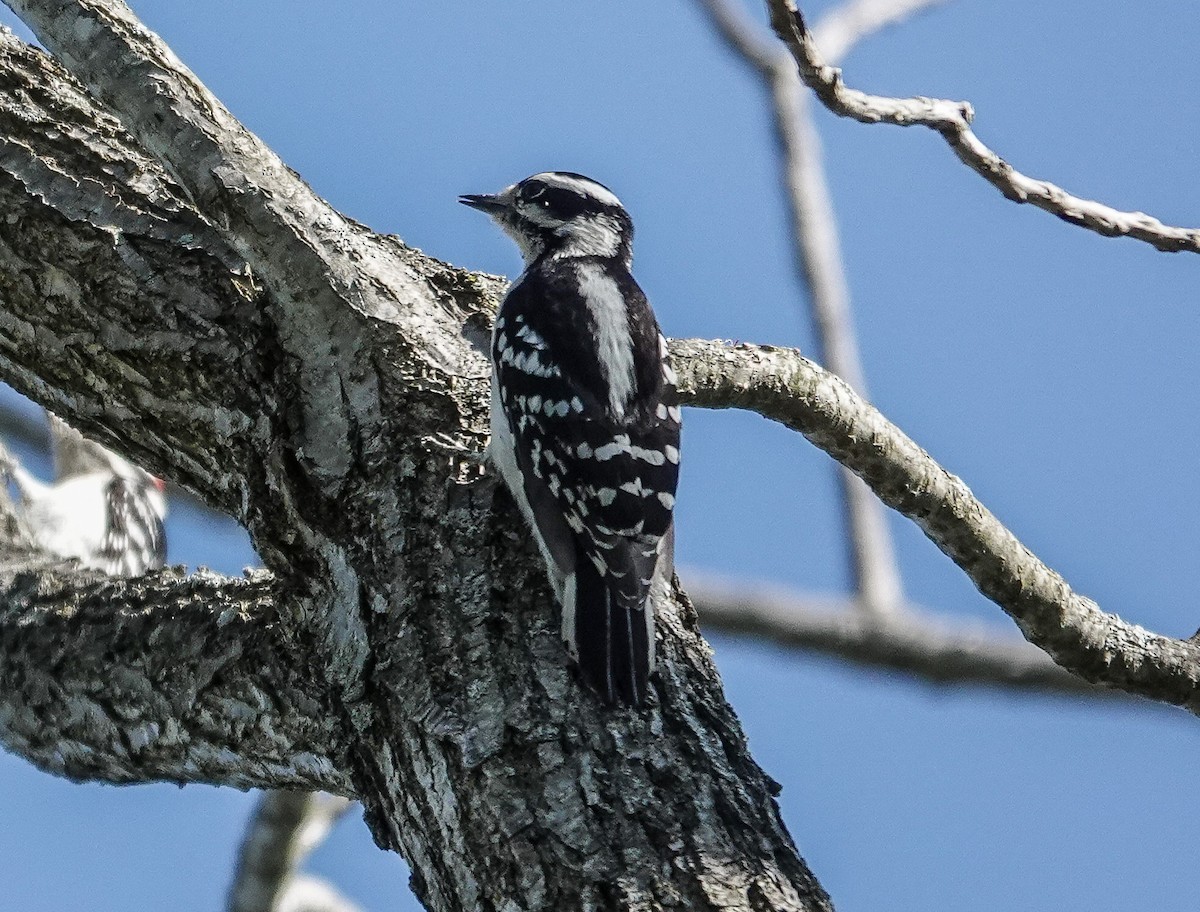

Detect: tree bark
3,2,1200,910
0,563,351,791
0,11,830,912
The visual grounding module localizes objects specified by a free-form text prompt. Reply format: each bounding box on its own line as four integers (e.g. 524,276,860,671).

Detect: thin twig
765,0,1200,254
672,338,1200,713
699,0,903,616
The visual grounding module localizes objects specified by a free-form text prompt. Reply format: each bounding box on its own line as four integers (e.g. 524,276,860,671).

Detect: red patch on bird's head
153,476,166,493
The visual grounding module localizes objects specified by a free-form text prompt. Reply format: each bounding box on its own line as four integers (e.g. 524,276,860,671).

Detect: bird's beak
459,193,508,215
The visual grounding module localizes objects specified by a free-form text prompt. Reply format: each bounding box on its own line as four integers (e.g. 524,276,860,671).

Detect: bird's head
460,171,633,266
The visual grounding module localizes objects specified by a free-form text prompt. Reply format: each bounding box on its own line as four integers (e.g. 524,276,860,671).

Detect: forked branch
766,0,1200,254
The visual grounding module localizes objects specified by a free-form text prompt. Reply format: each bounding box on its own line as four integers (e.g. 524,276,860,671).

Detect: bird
461,171,681,706
6,413,167,577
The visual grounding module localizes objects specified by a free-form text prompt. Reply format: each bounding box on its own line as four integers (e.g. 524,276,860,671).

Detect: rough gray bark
2,2,1200,911
0,442,348,789
0,562,350,791
0,10,829,912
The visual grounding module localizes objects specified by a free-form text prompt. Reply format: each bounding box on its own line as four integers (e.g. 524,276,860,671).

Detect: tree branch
698,0,903,617
0,562,351,792
0,423,348,791
693,0,1193,708
2,0,482,501
688,572,1126,697
764,0,1200,254
0,24,266,510
673,339,1200,713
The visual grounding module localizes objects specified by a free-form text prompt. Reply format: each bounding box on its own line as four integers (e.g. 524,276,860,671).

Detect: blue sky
1,1,1199,910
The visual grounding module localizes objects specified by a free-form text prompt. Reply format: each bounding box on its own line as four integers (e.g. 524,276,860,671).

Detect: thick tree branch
3,0,481,501
688,572,1124,697
673,339,1200,713
0,25,265,511
698,0,903,617
0,433,349,791
0,562,351,791
765,0,1200,254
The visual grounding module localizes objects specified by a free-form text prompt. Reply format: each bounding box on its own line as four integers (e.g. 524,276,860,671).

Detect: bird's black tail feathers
571,540,652,706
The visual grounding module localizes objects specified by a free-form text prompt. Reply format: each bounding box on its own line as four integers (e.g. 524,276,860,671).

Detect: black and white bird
461,171,681,706
7,414,167,578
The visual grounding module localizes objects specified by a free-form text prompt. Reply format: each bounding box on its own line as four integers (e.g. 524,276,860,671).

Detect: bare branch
673,338,1200,713
688,572,1127,697
765,0,1200,254
698,0,903,616
811,0,953,64
229,791,357,912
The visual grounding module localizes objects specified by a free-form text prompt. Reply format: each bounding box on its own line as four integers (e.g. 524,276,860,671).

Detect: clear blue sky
1,2,1198,910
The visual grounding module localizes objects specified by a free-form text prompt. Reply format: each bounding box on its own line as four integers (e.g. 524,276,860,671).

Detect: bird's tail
569,540,655,706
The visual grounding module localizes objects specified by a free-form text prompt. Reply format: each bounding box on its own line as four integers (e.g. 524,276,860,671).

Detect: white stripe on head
576,263,636,417
530,172,623,209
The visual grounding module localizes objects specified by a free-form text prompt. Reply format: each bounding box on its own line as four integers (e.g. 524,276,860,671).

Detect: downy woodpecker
462,172,681,706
